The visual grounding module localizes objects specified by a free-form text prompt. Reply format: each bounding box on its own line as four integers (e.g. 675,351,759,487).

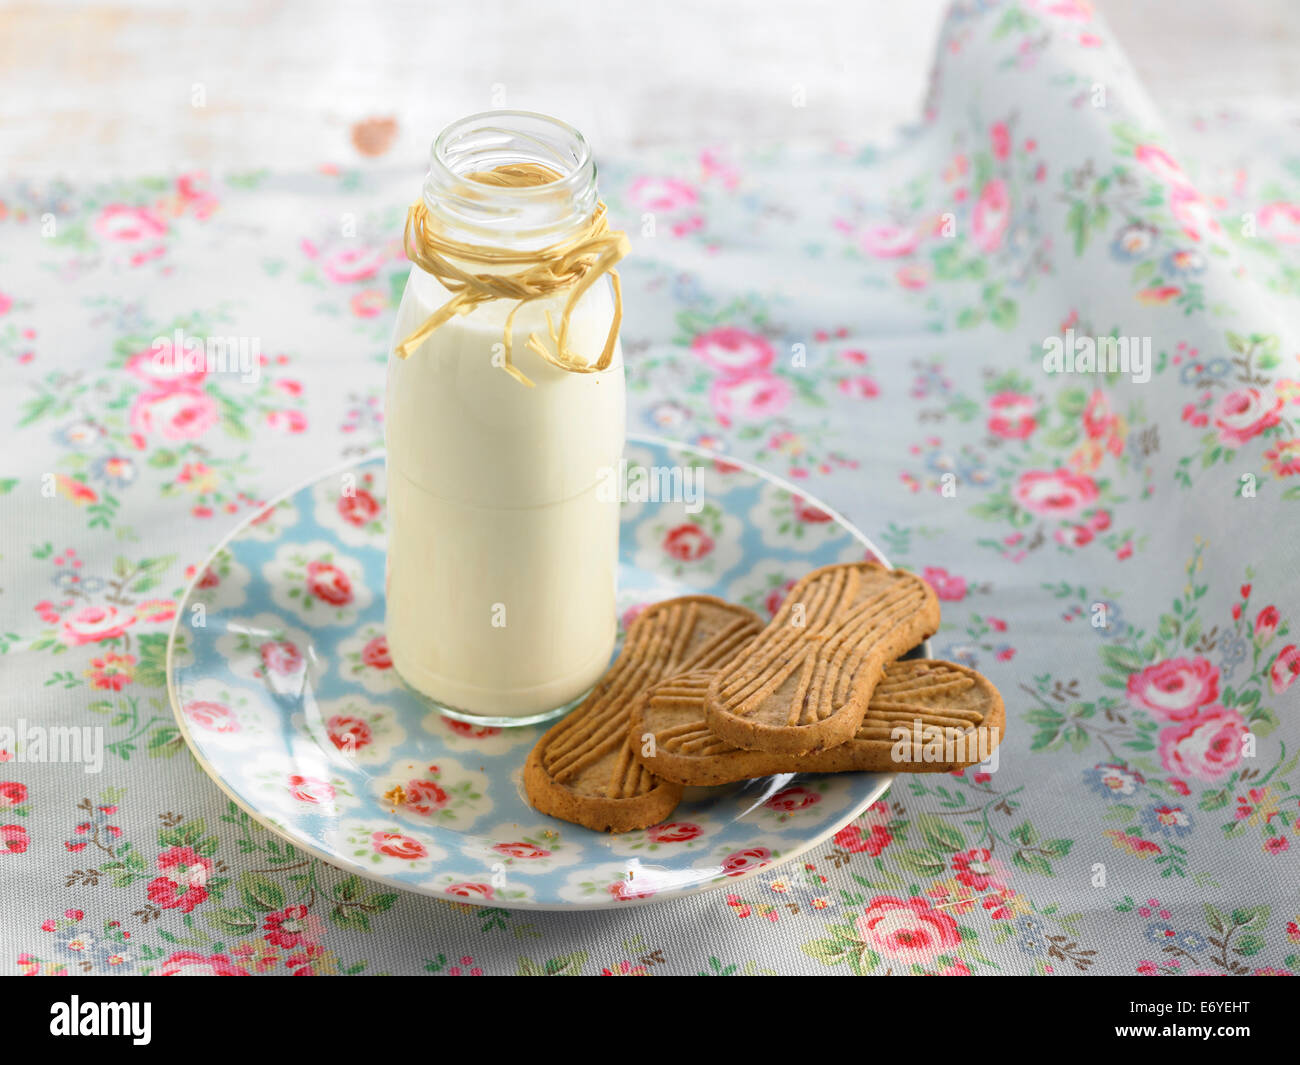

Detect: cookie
524,596,762,832
634,657,1003,784
704,563,940,755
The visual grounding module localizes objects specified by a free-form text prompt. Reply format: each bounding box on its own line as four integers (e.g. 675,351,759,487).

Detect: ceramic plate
166,434,910,910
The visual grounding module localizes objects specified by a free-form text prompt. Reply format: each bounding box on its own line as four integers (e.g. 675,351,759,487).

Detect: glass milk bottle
385,111,627,724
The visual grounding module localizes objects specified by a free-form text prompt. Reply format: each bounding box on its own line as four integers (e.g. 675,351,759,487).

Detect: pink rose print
708,372,792,427
153,951,247,976
94,204,168,242
1212,388,1283,447
1269,645,1300,695
147,846,212,913
764,577,798,618
320,245,385,283
1254,606,1280,645
856,895,962,967
262,904,317,949
1134,144,1193,191
493,841,551,859
1,824,29,854
860,224,920,259
628,176,697,212
1125,657,1219,721
764,786,819,813
833,822,892,857
972,179,1010,253
266,409,308,434
305,560,353,606
61,604,136,646
791,497,833,524
721,847,773,876
361,635,392,669
1012,468,1099,519
1158,706,1248,782
1257,202,1300,244
259,640,304,676
1169,186,1221,243
129,386,219,441
338,489,381,526
987,391,1037,439
125,348,206,389
287,774,336,805
922,566,967,602
0,782,27,807
183,699,239,734
662,523,714,562
690,326,775,376
444,882,494,900
326,715,373,754
990,121,1012,160
404,779,450,816
372,831,427,860
441,717,501,740
85,652,135,691
646,822,702,844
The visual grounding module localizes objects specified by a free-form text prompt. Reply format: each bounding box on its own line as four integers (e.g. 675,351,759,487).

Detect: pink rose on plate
646,822,702,844
404,779,449,816
287,774,336,805
61,604,136,645
326,715,372,754
628,175,697,212
708,373,792,427
338,489,380,526
305,560,353,606
764,577,798,619
129,386,219,441
444,882,494,901
662,523,714,563
721,847,773,877
372,831,427,861
1270,645,1300,695
972,179,1011,253
690,326,774,376
94,204,167,243
1212,388,1283,447
1012,468,1099,518
791,497,833,524
987,391,1037,440
859,224,920,259
183,699,239,734
1257,202,1300,244
259,640,303,676
922,566,967,602
152,951,247,976
493,841,551,860
1125,657,1219,721
764,786,819,813
361,635,392,669
1158,706,1247,781
856,895,961,966
320,245,384,283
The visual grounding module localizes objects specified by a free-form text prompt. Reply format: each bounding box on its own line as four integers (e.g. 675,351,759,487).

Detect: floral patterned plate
166,434,911,910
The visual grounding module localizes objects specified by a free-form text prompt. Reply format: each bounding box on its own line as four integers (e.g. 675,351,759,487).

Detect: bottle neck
421,111,598,253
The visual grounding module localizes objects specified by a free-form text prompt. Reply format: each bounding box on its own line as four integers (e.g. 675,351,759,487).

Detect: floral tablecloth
2,0,1298,977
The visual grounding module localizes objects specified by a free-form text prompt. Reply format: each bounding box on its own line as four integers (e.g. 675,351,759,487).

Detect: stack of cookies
523,562,1005,832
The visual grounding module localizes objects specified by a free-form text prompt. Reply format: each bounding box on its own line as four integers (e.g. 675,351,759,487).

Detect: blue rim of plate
165,433,924,911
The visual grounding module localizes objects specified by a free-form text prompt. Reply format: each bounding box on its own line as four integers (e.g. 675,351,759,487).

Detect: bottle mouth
423,111,598,248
